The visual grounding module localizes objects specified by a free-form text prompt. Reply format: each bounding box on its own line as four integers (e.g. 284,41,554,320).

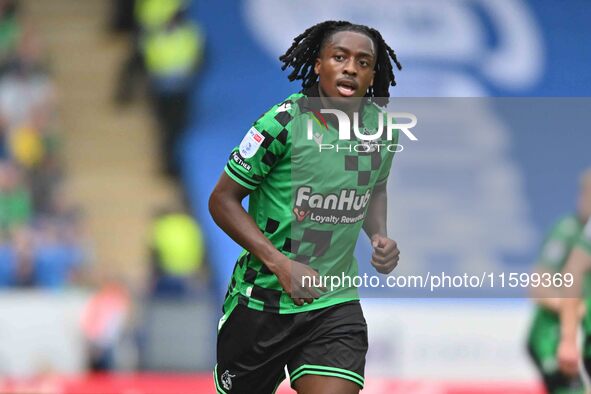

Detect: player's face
314,31,376,105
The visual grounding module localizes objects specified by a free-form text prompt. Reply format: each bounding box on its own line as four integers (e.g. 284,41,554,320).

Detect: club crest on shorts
239,127,265,159
221,370,236,391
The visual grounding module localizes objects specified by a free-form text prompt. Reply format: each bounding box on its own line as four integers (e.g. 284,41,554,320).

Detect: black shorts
214,300,368,394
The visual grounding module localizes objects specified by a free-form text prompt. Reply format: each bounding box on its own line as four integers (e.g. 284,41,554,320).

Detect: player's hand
272,256,326,306
370,234,399,274
557,338,580,377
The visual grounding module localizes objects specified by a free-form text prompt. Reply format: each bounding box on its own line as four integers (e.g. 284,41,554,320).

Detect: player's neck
318,85,361,119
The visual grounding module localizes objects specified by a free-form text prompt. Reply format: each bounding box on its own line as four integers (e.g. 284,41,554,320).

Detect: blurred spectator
0,28,61,213
0,28,53,130
144,14,203,177
0,234,15,286
81,277,132,371
0,216,90,289
0,7,88,291
52,199,94,274
0,230,28,287
115,0,204,178
0,0,20,70
135,0,186,32
9,123,44,168
0,161,31,234
113,0,187,109
149,206,205,297
33,217,88,289
109,0,137,34
12,226,34,287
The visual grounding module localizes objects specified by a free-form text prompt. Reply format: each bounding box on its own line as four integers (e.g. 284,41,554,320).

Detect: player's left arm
363,181,399,274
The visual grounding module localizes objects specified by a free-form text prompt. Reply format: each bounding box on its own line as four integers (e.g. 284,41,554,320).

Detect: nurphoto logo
306,109,418,153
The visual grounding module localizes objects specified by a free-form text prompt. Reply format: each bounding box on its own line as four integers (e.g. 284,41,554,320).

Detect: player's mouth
336,78,358,97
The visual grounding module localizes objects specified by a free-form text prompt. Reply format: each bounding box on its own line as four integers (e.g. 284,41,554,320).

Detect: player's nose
342,58,358,76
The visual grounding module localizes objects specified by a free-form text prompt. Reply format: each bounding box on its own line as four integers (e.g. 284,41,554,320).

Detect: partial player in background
558,170,591,381
528,169,591,394
559,218,591,378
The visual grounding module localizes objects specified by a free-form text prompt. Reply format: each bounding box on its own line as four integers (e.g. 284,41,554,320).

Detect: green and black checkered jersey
222,85,397,314
528,214,590,368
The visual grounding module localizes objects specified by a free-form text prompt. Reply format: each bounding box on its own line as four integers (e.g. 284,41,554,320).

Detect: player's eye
359,59,370,67
333,55,345,62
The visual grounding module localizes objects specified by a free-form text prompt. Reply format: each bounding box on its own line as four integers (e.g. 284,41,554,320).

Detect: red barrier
0,374,545,394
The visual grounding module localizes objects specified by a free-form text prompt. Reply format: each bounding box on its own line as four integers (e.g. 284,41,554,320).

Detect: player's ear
314,57,321,75
370,70,375,87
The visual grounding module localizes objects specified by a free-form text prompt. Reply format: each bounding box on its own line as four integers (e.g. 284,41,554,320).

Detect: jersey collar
299,83,372,130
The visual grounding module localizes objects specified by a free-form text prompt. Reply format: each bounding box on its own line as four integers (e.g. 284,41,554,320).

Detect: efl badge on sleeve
239,127,265,159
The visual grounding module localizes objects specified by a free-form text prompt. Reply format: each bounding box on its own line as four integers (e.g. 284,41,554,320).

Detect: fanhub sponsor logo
307,109,418,152
293,186,371,225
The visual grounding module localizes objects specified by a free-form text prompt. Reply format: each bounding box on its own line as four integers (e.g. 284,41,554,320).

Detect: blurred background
0,0,590,393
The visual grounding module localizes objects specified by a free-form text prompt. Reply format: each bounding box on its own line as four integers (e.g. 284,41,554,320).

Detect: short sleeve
539,239,569,269
538,217,578,270
224,101,293,190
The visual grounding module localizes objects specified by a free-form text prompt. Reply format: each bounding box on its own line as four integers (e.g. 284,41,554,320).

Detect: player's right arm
558,219,591,376
209,100,323,306
209,173,321,305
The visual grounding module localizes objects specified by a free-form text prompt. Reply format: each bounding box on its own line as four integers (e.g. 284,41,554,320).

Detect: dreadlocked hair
279,20,402,104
